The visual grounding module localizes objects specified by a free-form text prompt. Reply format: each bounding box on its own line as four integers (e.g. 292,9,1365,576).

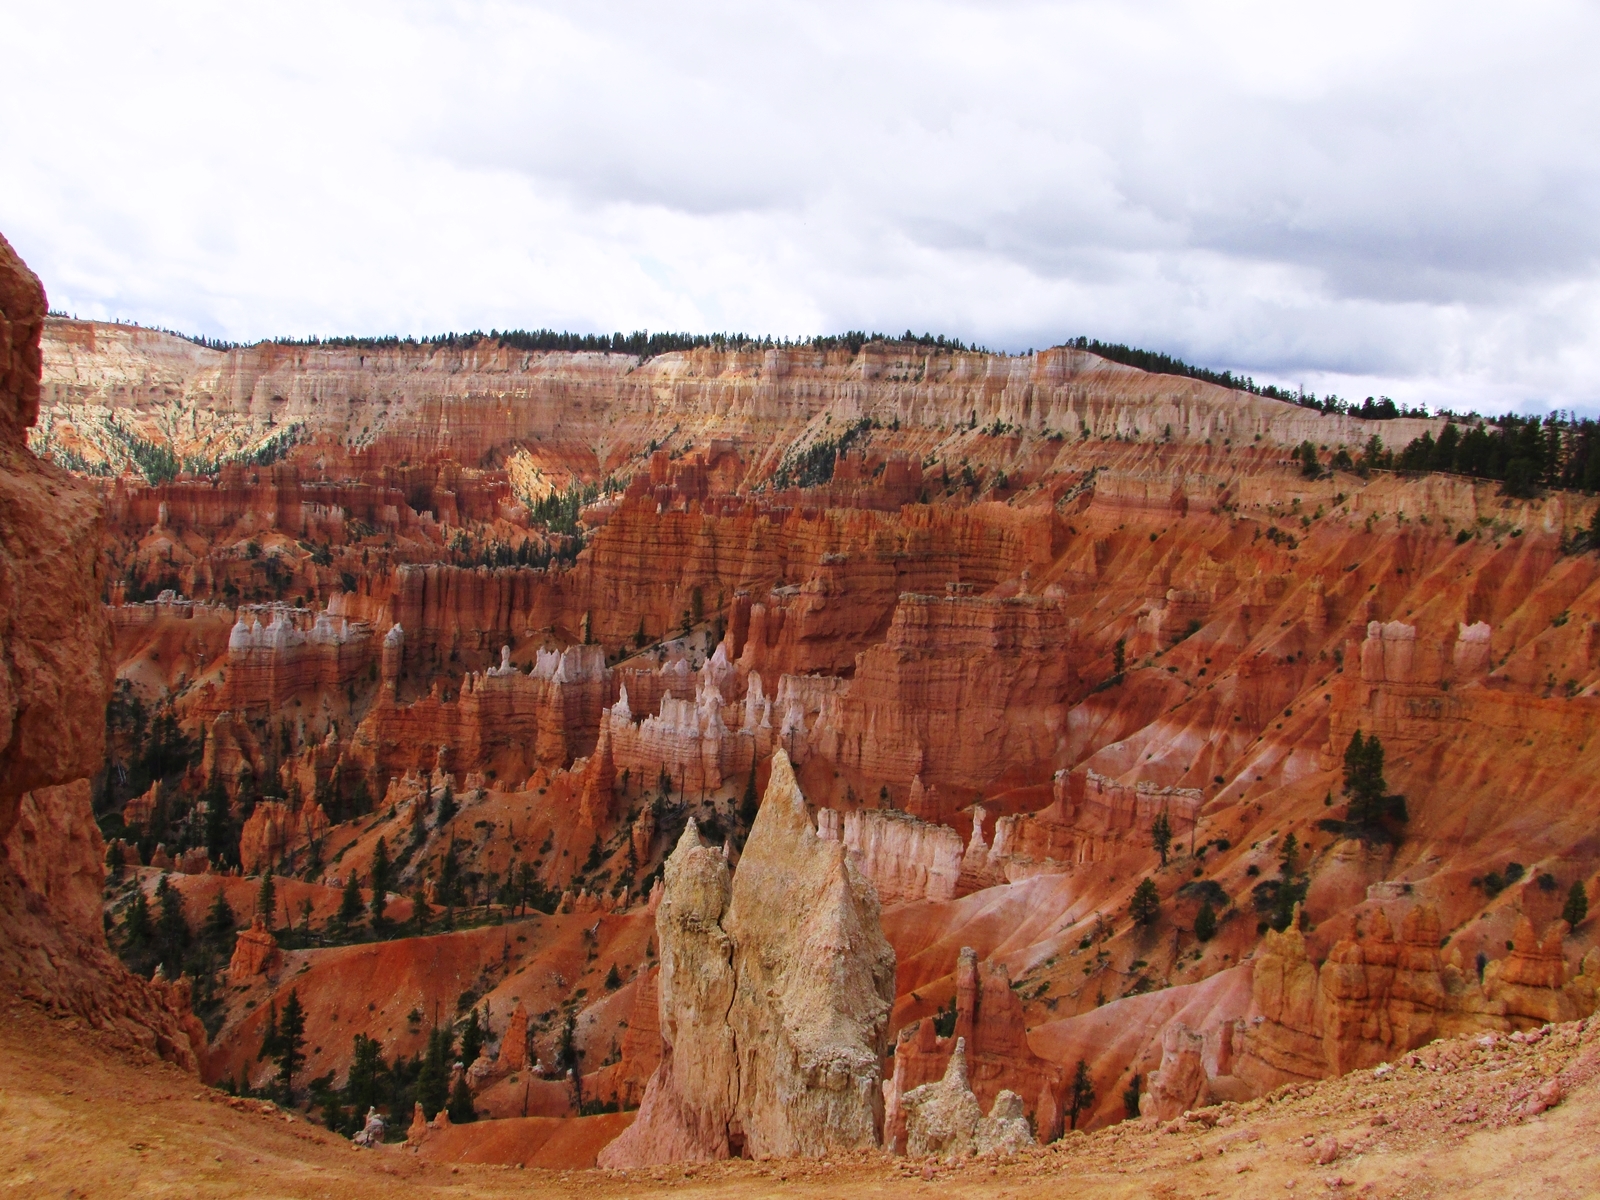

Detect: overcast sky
4,1,1598,413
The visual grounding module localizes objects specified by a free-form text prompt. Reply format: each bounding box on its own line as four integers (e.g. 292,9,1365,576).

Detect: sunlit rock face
601,751,895,1165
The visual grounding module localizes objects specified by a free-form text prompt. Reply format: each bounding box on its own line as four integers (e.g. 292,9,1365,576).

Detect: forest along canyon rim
4,229,1600,1189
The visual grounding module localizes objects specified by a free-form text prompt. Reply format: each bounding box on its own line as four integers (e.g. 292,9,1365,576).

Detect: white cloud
3,0,1597,411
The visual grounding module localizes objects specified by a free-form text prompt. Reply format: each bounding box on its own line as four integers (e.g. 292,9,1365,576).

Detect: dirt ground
5,998,1600,1199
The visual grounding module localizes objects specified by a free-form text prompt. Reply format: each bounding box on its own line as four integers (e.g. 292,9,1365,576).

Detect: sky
3,0,1598,414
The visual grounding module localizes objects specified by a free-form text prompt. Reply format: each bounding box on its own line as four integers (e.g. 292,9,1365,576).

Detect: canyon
4,237,1600,1192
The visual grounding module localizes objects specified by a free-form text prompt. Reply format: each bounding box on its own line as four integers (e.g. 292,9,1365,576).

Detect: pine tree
1564,880,1589,928
459,1009,484,1067
1343,730,1407,828
202,780,232,866
1298,440,1320,478
1151,810,1172,867
446,1071,477,1123
439,840,462,906
123,889,153,948
275,990,307,1099
1194,899,1217,942
516,861,536,916
1279,833,1300,877
370,837,391,924
256,869,276,925
258,1000,281,1062
416,1026,454,1119
345,1033,386,1121
1121,1073,1142,1120
435,783,456,827
554,1013,579,1078
203,890,236,945
337,871,363,934
1068,1059,1096,1130
1112,638,1126,678
1130,878,1160,927
156,880,191,976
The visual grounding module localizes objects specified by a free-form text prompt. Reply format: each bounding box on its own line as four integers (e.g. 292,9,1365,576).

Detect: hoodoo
601,750,895,1164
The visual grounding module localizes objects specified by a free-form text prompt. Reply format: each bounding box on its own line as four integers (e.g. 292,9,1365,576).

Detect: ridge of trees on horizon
151,324,989,359
1293,411,1600,500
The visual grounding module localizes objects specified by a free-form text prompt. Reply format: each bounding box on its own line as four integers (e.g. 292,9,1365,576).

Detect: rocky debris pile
351,1107,385,1147
599,750,895,1165
902,1038,984,1156
974,1091,1035,1157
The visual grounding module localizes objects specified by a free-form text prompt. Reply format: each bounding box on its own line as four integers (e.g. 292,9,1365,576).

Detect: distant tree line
1393,413,1600,498
156,326,986,361
1054,336,1428,418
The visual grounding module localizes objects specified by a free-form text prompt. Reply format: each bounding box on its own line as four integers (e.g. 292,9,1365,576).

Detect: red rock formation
1234,904,1600,1095
221,606,375,715
586,966,661,1110
818,807,965,904
228,914,280,980
884,947,1063,1141
813,588,1078,793
1143,1021,1214,1121
347,642,608,786
0,243,110,820
238,796,330,873
40,290,1600,1150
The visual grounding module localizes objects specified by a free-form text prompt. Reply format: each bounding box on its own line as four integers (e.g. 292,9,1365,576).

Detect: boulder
973,1090,1035,1157
352,1107,385,1147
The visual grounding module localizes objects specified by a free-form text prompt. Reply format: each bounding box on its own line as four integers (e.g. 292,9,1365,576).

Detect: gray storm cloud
2,0,1596,412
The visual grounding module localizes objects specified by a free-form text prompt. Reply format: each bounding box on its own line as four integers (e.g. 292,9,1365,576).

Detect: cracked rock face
598,817,738,1166
903,1043,1037,1160
725,749,897,1158
600,750,896,1165
902,1037,983,1157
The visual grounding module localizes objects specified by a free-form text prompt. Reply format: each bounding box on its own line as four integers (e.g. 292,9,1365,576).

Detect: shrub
1564,881,1589,928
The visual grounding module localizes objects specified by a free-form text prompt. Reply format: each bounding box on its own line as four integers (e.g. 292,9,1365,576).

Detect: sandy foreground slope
5,997,1598,1199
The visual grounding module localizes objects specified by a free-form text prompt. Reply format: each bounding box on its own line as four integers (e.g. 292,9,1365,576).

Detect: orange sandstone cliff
0,234,199,1066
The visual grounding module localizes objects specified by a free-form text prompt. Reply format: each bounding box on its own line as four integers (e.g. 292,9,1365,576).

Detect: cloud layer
4,0,1598,412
